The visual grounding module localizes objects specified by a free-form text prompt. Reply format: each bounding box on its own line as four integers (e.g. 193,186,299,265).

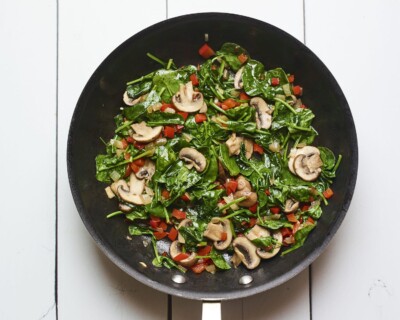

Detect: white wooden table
2,0,400,319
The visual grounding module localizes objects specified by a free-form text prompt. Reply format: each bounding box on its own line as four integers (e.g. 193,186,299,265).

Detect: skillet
67,12,358,309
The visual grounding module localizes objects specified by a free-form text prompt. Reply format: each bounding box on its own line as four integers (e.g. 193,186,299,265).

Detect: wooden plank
306,1,400,319
0,0,57,319
168,1,310,319
57,1,168,319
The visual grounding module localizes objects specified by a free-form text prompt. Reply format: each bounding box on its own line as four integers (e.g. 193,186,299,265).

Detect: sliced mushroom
245,225,282,259
177,218,193,244
293,149,323,182
284,198,299,213
226,134,253,159
123,91,141,106
250,97,273,130
135,159,155,180
288,146,321,175
105,186,115,199
179,147,207,172
199,102,208,114
204,218,232,250
232,237,260,269
172,81,204,113
234,67,244,89
110,179,129,196
119,203,132,213
234,176,258,207
117,173,149,205
131,121,162,143
234,190,258,207
169,240,198,267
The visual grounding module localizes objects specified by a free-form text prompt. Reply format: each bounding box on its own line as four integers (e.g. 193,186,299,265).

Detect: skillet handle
202,301,221,320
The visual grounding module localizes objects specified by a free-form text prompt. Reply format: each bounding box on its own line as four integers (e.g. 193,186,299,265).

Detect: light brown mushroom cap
284,198,300,213
226,134,253,159
245,225,282,259
234,175,257,207
116,173,151,205
172,81,204,113
179,147,207,172
234,67,244,89
131,121,162,143
123,91,141,106
250,97,273,130
232,236,261,269
169,240,198,267
203,218,232,250
288,146,321,175
135,159,155,180
294,152,323,181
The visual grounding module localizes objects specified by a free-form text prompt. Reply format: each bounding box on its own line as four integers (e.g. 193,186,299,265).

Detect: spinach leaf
225,104,255,122
128,225,153,236
126,80,152,99
226,121,257,134
210,249,231,270
178,226,204,252
154,145,176,175
216,42,249,71
125,210,148,221
146,112,185,126
258,218,293,230
282,223,316,255
218,144,240,176
123,90,161,121
95,154,126,183
251,236,278,248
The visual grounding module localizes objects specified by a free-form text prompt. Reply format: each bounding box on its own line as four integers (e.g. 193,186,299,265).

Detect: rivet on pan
204,33,209,42
239,275,253,285
139,262,147,268
172,274,187,284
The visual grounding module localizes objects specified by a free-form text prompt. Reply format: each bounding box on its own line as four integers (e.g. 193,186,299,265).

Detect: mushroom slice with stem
293,151,323,181
117,173,149,205
226,134,253,159
246,225,282,259
288,146,321,175
232,237,260,269
234,67,244,89
284,198,299,213
172,81,204,113
233,175,258,207
169,240,198,268
123,91,141,106
204,218,233,250
250,97,273,130
131,121,162,143
110,179,129,196
178,147,207,172
135,159,155,180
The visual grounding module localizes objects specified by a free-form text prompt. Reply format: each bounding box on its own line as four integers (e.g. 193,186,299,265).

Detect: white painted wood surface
2,0,400,319
0,0,57,319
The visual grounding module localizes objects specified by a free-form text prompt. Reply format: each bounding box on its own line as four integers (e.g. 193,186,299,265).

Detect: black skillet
67,12,358,311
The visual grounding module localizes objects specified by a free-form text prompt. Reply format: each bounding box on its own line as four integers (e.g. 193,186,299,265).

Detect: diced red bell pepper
168,227,178,241
249,217,257,228
225,179,238,195
280,227,292,238
190,74,199,86
164,126,175,139
159,221,168,231
293,85,303,96
239,92,250,100
154,231,168,240
149,219,159,229
220,232,228,241
288,74,295,83
195,114,207,123
133,158,145,167
306,217,315,225
124,153,131,160
237,53,248,64
161,103,174,112
197,245,212,256
130,163,140,173
181,193,190,202
124,164,132,178
177,111,188,121
161,189,170,199
221,98,238,110
270,206,281,214
286,213,298,223
133,141,146,150
173,252,190,262
271,77,280,86
249,203,258,213
253,143,264,154
172,209,187,220
126,136,135,144
292,221,301,234
120,138,128,149
265,189,271,196
198,43,215,59
175,124,184,133
191,262,206,274
323,188,334,199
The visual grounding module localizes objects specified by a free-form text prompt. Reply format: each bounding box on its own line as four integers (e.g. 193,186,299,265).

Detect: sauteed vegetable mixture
95,43,341,274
